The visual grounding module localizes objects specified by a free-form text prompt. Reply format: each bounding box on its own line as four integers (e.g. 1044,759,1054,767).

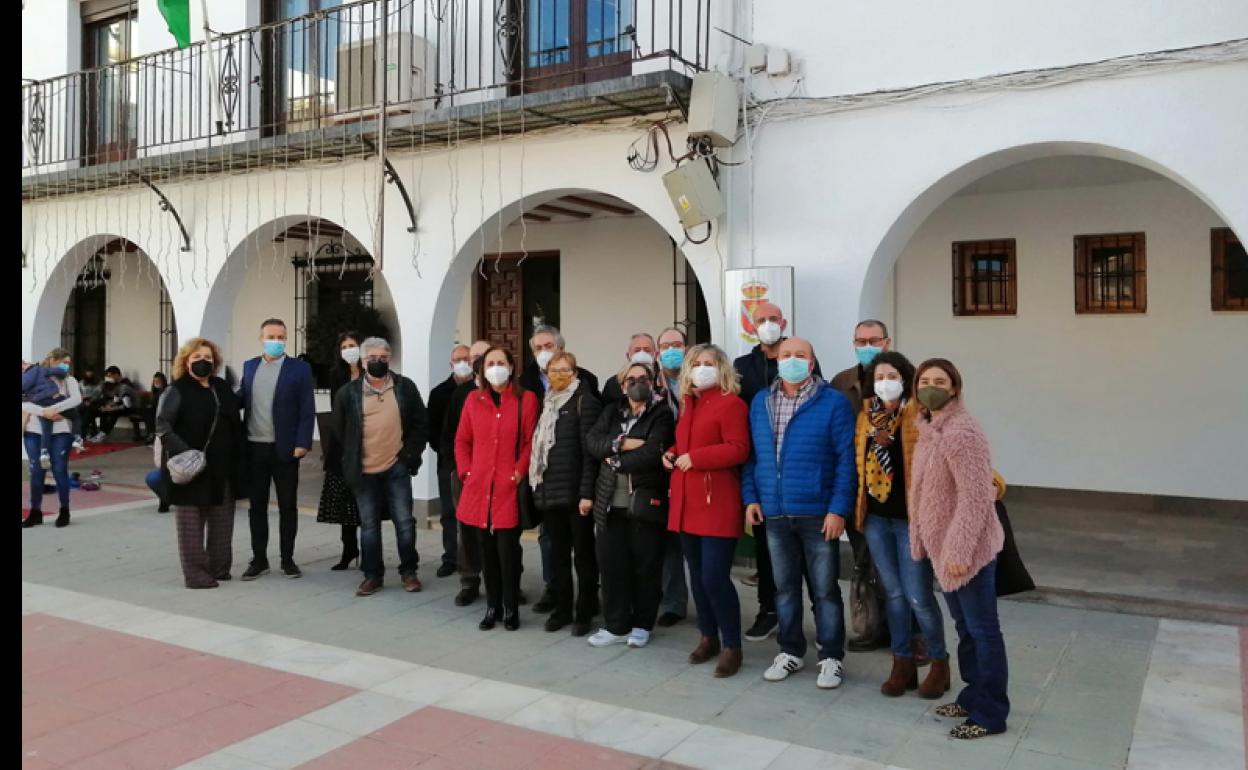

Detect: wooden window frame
1074,232,1147,314
1211,227,1247,311
952,239,1017,316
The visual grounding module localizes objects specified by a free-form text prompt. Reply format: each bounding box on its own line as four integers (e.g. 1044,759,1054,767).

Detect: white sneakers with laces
587,629,629,648
763,652,805,681
816,658,845,689
626,628,650,648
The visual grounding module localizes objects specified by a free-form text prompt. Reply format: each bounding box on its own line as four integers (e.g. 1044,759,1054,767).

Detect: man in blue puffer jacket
743,337,857,691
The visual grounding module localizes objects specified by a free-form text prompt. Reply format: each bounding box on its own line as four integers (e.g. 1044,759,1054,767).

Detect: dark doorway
69,285,108,373
476,252,561,368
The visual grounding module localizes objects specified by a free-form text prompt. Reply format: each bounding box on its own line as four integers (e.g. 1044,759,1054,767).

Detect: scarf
529,378,579,487
865,397,903,503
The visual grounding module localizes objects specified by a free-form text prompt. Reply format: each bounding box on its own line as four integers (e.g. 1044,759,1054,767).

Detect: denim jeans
681,533,741,648
944,558,1010,733
25,432,72,511
766,515,846,661
659,531,690,617
354,461,418,581
864,515,947,660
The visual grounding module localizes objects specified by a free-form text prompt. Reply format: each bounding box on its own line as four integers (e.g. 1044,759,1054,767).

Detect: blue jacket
238,355,316,459
741,379,857,520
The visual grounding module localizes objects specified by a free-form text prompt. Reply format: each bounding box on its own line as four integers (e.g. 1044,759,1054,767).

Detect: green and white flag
157,0,192,49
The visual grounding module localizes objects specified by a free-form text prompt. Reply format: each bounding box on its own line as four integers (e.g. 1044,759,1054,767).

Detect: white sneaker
816,658,844,689
39,451,50,470
72,438,85,452
90,432,107,443
626,628,651,648
763,652,805,682
587,629,629,648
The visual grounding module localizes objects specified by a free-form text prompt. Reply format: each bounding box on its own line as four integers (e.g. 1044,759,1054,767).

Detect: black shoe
241,562,270,581
847,634,890,653
545,613,572,633
504,610,520,631
436,562,457,578
517,590,529,606
54,508,71,528
532,590,556,614
281,560,302,579
479,607,499,630
744,613,778,642
656,612,684,628
455,587,480,607
215,572,232,581
572,619,592,637
22,510,43,528
331,548,359,571
157,502,171,513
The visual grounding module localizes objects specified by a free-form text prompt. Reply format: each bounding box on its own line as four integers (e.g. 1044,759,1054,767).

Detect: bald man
733,302,822,643
428,343,478,578
742,336,856,689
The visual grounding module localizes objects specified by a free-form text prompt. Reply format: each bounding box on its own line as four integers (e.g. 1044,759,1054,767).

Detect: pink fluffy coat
908,399,1004,592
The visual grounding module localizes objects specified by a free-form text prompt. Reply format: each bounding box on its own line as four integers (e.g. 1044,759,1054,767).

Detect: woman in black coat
529,351,604,636
317,331,367,570
584,362,674,649
156,337,246,589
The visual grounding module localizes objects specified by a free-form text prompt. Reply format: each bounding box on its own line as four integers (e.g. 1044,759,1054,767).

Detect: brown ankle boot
917,657,951,699
713,647,742,678
880,655,918,697
688,636,721,664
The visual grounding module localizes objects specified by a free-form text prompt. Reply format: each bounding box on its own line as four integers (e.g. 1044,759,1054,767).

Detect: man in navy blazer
238,318,316,580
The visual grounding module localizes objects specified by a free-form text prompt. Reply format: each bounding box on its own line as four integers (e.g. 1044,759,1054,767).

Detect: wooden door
477,260,525,364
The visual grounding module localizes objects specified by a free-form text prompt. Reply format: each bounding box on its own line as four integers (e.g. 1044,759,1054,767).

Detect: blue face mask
777,357,810,385
658,347,684,371
855,346,882,367
263,340,286,358
52,363,71,377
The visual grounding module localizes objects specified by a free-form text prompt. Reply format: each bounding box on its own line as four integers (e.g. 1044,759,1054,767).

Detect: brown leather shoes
402,573,423,593
356,577,383,596
880,655,919,697
917,657,951,699
688,636,721,664
713,647,743,678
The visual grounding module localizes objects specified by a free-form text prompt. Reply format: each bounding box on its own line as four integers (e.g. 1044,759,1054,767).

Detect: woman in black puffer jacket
529,351,604,637
584,362,675,650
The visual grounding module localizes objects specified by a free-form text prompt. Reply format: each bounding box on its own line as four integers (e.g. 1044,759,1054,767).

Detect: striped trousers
176,495,235,588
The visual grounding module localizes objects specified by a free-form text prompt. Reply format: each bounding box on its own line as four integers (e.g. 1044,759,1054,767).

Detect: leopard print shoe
934,702,969,718
950,720,1000,739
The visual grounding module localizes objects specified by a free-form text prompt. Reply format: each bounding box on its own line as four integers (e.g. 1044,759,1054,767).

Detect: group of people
19,305,1012,740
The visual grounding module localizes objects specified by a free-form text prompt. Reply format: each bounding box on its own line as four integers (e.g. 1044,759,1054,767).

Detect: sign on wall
723,267,795,360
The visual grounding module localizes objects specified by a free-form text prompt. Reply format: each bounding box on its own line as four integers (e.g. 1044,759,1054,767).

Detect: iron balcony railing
21,0,712,172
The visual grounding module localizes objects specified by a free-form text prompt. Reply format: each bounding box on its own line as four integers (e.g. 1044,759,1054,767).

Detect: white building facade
22,0,1248,503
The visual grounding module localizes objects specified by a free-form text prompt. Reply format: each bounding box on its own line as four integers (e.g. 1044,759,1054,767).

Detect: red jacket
454,385,539,530
668,387,751,538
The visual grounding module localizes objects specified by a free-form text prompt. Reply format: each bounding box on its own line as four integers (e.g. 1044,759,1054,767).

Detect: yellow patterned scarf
865,398,902,503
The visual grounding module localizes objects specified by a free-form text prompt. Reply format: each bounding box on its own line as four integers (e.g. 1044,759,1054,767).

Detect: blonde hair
172,337,224,380
41,347,72,367
679,344,740,398
548,350,578,371
616,361,657,394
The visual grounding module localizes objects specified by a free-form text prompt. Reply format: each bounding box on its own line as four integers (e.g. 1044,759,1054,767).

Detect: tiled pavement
20,484,1248,769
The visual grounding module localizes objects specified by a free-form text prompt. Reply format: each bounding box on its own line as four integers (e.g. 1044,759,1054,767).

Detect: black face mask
627,383,652,403
190,360,214,378
366,360,390,378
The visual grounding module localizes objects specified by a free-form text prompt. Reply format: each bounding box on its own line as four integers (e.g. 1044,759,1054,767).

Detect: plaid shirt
769,376,817,463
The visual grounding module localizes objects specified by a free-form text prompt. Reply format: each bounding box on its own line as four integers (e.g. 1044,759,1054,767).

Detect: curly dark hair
866,351,917,401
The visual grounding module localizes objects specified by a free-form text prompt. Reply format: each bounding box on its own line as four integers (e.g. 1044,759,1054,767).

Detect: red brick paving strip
22,614,356,769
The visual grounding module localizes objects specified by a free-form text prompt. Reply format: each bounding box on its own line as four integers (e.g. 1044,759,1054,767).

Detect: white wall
894,177,1248,501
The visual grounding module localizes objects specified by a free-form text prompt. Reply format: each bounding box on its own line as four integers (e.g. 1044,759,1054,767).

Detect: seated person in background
142,372,169,446
91,366,145,442
22,359,84,464
77,367,103,438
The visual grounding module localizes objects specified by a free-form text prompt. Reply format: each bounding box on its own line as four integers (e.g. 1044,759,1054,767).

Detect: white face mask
874,379,904,403
756,320,783,345
340,346,361,365
629,351,655,366
535,350,555,371
452,360,473,378
484,365,511,386
691,364,719,390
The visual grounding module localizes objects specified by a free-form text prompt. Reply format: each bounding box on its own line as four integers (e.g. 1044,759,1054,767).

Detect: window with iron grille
1074,233,1146,314
952,239,1016,316
1211,228,1247,311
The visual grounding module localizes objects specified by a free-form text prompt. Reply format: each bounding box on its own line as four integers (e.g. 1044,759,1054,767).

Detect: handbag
166,387,219,485
849,552,884,641
994,499,1035,596
514,391,540,530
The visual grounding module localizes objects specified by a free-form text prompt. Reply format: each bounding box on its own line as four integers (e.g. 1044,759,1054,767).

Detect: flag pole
199,0,226,135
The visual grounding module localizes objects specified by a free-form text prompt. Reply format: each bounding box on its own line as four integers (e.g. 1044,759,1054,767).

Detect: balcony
21,0,712,200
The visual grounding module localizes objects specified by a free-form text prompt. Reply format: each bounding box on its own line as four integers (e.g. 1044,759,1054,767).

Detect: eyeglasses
623,376,652,386
853,337,887,347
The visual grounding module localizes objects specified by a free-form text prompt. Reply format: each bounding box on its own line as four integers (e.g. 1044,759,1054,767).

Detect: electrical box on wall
662,158,725,229
687,71,739,147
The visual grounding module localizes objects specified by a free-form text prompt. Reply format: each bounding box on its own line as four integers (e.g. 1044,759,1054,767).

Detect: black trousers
596,510,665,635
100,407,145,439
543,505,599,621
248,441,300,563
464,525,521,612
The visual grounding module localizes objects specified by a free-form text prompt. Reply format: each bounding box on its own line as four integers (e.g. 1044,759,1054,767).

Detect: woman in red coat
664,344,751,677
455,346,539,631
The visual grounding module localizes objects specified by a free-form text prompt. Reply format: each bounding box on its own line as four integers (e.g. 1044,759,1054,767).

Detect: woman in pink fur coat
909,358,1008,740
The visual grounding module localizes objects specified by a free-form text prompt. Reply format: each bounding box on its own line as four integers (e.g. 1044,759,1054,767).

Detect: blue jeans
25,432,72,511
659,532,690,617
354,461,418,581
766,515,845,661
944,559,1010,732
864,515,947,660
681,533,741,648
